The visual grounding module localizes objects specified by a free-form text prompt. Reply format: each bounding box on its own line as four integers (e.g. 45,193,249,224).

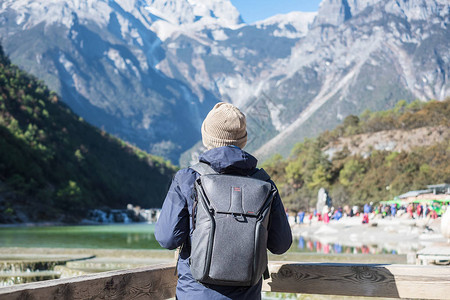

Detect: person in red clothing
407,203,414,219
317,213,323,222
430,209,438,219
323,212,330,223
362,213,369,224
416,204,423,218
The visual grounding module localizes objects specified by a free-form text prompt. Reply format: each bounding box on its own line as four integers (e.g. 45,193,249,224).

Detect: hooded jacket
155,146,292,299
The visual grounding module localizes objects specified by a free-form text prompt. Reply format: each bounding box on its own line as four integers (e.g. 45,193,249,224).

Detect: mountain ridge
0,0,448,164
323,125,449,160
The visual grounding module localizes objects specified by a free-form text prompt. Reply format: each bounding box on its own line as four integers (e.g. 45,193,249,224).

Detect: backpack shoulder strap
190,162,217,175
250,168,271,182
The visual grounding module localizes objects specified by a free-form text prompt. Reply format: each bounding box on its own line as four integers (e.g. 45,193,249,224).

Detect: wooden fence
1,262,449,299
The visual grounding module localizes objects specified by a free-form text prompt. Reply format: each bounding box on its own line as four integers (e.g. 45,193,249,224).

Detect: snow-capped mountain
0,0,448,163
0,0,244,162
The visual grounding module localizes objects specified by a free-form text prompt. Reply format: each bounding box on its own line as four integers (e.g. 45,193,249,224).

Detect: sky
230,0,323,24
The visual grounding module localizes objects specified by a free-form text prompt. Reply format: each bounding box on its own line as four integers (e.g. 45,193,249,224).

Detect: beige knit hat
201,102,247,150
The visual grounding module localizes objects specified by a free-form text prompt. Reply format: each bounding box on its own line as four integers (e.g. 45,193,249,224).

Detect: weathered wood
268,252,408,264
263,262,450,299
0,263,177,300
1,262,450,299
416,246,450,265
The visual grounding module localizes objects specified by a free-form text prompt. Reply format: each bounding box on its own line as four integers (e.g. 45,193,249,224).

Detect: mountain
0,0,448,164
0,45,175,223
0,0,230,162
250,0,450,159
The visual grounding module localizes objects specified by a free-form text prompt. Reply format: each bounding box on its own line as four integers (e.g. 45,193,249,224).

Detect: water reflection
126,233,154,245
295,236,398,255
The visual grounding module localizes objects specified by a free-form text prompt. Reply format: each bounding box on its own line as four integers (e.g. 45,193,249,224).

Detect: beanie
201,102,247,150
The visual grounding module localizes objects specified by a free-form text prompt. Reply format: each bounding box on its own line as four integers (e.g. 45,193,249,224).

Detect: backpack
189,162,276,287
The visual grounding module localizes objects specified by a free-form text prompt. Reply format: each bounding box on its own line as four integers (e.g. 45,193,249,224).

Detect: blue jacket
155,146,292,300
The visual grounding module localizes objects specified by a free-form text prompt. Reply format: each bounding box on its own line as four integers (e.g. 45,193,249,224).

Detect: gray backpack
189,162,275,286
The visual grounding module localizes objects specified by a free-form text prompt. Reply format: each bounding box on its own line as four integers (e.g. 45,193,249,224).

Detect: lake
0,223,399,255
0,224,161,249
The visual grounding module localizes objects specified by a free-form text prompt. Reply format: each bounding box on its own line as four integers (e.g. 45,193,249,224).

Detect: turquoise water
0,224,161,249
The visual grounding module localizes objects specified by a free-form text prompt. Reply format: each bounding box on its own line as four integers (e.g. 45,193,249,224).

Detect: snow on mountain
313,0,449,27
3,0,243,41
3,0,112,28
144,0,244,41
187,0,243,27
254,11,317,38
384,0,449,21
144,0,242,27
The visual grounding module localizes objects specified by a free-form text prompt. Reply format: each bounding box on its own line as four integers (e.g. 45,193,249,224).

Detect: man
155,102,292,299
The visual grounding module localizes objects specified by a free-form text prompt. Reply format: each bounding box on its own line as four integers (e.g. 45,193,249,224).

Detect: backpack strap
190,162,217,175
263,266,270,280
190,163,215,233
252,167,272,283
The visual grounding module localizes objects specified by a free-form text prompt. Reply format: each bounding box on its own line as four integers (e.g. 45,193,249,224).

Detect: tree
339,158,365,187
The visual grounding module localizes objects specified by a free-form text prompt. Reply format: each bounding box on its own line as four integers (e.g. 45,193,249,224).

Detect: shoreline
0,222,67,228
0,221,154,228
291,214,447,255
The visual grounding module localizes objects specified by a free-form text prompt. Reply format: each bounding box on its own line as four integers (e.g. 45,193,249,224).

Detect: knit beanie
201,102,247,150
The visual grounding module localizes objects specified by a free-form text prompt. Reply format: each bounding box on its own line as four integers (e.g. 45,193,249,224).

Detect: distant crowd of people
290,201,448,225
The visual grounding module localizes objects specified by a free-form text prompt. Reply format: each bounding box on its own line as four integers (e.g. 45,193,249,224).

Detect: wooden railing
1,262,449,299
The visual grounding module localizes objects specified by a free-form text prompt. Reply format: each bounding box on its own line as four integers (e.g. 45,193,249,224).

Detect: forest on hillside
262,99,450,211
0,45,176,223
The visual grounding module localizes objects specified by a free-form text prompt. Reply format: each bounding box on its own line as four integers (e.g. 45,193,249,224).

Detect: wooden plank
262,262,450,299
418,255,450,261
268,252,408,264
417,246,450,256
417,246,450,264
0,263,177,300
1,262,450,299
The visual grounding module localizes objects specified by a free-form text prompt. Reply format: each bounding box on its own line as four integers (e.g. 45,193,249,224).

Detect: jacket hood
198,146,258,175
